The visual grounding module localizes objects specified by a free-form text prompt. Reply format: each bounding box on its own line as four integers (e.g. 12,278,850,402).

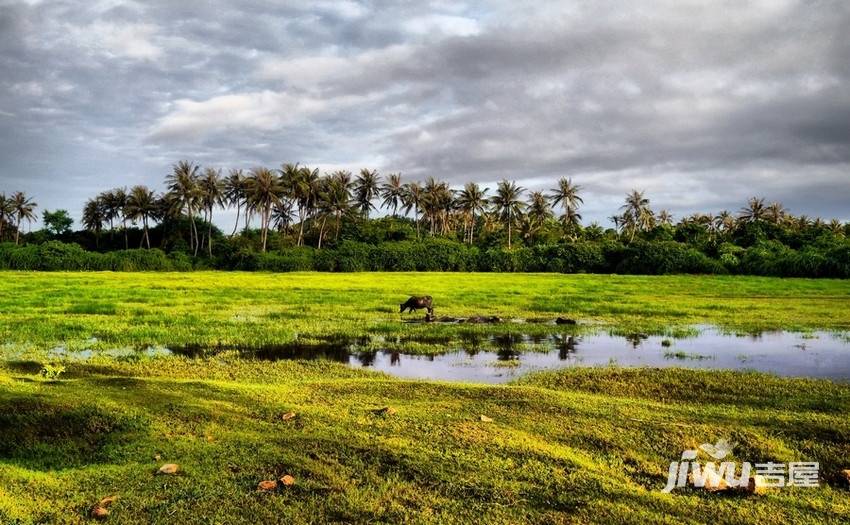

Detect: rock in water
280,474,296,486
555,317,577,325
479,415,494,423
257,480,278,492
157,463,180,475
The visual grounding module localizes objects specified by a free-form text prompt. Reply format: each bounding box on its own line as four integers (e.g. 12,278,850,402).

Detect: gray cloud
1,0,849,230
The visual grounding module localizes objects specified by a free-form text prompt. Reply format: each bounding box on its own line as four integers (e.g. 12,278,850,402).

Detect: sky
1,0,849,231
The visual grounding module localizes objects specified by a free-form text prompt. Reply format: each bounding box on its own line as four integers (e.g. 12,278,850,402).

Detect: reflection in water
554,334,579,360
137,328,850,384
493,334,522,361
624,333,649,348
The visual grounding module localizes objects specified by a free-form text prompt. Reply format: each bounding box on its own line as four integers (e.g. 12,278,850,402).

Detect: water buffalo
400,295,433,314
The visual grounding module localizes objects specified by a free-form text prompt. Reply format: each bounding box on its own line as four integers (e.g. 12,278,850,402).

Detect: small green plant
40,363,66,381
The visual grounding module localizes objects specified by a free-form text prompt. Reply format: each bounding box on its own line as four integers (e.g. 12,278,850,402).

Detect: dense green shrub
0,242,183,271
478,247,533,272
528,243,608,273
1,237,847,277
104,249,176,271
617,241,726,275
256,248,315,272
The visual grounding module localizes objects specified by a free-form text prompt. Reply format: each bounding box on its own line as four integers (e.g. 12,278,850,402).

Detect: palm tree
550,176,582,217
281,163,320,246
354,168,381,218
0,193,12,241
657,210,673,226
246,167,283,252
165,160,201,255
525,191,553,242
402,182,424,238
421,177,453,235
99,189,127,248
279,163,302,243
320,177,353,242
125,186,158,249
561,207,583,240
455,183,489,244
114,188,129,249
10,191,37,245
739,197,767,223
619,190,654,241
793,215,811,231
490,180,526,248
380,173,404,217
199,167,224,256
82,198,105,248
766,201,787,225
224,169,247,236
716,210,736,232
271,199,295,245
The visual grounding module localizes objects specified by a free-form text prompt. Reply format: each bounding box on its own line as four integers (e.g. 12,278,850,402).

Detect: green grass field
1,272,849,523
1,359,849,524
1,272,849,352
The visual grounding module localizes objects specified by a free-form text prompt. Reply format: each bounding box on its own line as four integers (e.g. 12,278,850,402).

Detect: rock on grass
257,480,278,492
157,463,180,475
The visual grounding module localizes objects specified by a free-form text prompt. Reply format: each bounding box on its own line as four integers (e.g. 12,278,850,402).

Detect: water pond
156,328,850,383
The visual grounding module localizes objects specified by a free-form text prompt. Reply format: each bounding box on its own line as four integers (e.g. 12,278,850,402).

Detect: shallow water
342,330,850,383
40,328,850,383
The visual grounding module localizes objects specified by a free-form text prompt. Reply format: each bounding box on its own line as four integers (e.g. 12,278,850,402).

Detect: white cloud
65,21,163,60
148,90,375,140
257,45,414,89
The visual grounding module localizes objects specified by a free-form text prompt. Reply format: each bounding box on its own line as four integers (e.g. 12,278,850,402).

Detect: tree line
5,160,846,254
1,161,849,277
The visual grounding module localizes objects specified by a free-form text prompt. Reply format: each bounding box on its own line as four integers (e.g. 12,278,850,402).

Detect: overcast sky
1,0,849,230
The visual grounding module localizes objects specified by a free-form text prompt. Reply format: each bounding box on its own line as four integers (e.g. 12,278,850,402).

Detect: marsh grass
2,272,849,353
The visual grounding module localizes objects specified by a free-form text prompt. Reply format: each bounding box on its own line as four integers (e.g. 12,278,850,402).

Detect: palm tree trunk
230,202,241,236
122,218,128,249
190,210,199,256
318,215,328,249
507,213,512,249
415,205,420,239
335,212,342,240
297,208,306,247
261,204,271,252
200,209,208,252
143,218,149,249
207,208,213,257
15,214,21,245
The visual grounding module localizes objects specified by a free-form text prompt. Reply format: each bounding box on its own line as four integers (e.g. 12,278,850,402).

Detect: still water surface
44,328,850,383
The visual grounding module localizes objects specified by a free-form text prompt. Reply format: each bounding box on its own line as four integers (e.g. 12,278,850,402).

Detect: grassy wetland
2,271,850,352
1,271,850,524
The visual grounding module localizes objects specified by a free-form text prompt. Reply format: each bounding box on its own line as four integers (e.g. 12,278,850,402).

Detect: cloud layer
1,0,849,228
